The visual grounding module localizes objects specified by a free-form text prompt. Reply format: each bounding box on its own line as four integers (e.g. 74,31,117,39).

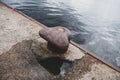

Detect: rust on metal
39,26,72,53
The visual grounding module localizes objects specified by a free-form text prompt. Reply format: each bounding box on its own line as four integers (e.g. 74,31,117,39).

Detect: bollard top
39,26,72,53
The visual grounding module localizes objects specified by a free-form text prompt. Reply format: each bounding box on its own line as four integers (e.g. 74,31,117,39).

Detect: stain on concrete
63,55,120,80
0,40,52,80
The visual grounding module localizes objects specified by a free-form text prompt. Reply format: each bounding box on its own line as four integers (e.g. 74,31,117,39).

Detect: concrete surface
31,38,85,61
0,40,53,80
63,55,120,80
0,3,42,55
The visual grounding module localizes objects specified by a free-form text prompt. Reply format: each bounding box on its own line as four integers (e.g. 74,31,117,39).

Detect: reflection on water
1,0,120,68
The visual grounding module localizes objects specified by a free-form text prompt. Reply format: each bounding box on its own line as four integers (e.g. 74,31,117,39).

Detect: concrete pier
0,2,120,80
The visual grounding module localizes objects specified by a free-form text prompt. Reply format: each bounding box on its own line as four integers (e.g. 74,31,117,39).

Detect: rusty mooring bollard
39,26,72,54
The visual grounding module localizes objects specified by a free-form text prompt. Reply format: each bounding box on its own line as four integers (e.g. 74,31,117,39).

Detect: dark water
1,0,120,68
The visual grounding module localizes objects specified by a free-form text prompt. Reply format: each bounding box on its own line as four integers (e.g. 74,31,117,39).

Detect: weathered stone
0,40,53,80
0,3,42,55
31,38,85,61
39,26,71,53
63,55,120,80
0,38,85,80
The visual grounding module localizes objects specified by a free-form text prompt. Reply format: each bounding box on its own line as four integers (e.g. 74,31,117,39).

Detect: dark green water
1,0,120,68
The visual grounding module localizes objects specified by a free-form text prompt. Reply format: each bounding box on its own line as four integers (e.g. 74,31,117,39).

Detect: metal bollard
39,26,72,54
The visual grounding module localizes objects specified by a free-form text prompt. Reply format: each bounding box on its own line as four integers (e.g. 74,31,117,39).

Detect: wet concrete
0,40,53,80
64,55,120,80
